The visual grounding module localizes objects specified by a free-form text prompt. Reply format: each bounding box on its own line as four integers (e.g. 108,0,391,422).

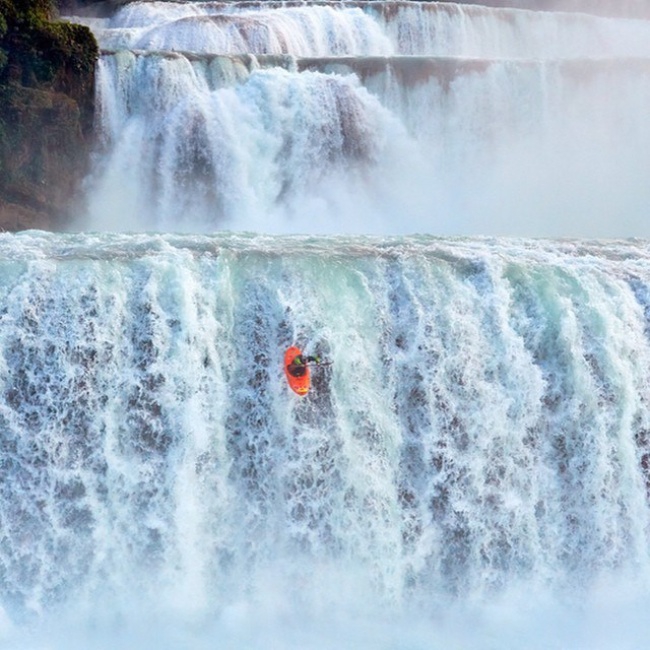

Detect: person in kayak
287,354,321,377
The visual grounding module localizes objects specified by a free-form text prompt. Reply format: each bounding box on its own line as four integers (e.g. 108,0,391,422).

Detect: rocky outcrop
0,0,97,231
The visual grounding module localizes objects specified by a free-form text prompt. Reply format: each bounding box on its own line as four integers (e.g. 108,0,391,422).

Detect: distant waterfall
74,1,650,237
3,1,650,648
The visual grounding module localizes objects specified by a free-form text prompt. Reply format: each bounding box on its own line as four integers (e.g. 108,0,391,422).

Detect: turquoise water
1,232,650,648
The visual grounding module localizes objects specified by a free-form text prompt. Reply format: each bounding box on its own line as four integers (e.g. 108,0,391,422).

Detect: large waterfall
76,0,650,237
3,2,650,649
2,233,650,649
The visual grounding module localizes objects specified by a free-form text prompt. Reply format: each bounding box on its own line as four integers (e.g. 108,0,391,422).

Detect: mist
72,2,650,238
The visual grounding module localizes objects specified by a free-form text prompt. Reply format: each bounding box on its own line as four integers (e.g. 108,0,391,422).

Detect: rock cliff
0,0,97,231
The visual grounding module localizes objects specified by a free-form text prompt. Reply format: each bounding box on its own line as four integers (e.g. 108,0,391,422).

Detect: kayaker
287,354,321,377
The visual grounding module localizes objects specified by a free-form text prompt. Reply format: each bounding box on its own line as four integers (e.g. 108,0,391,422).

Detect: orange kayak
284,346,310,396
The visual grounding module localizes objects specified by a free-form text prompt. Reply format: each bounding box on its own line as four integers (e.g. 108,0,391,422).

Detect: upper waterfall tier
81,0,650,59
71,1,650,236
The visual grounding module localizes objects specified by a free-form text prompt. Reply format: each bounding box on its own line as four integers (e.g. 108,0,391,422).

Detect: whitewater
2,232,650,650
3,1,650,649
78,0,650,237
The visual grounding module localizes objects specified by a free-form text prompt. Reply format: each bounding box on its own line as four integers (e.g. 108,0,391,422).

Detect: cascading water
77,0,650,237
2,234,650,649
3,1,650,648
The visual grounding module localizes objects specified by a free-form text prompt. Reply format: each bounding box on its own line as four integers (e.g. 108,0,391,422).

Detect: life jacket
288,355,307,377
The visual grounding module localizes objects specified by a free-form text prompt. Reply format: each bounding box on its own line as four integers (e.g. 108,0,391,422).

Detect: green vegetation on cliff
0,0,96,83
0,0,98,230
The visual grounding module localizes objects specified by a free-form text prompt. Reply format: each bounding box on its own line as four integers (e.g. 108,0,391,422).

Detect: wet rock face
0,0,98,231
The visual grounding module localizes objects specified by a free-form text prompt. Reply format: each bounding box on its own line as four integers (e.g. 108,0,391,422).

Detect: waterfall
3,2,650,648
1,233,650,649
74,1,650,237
